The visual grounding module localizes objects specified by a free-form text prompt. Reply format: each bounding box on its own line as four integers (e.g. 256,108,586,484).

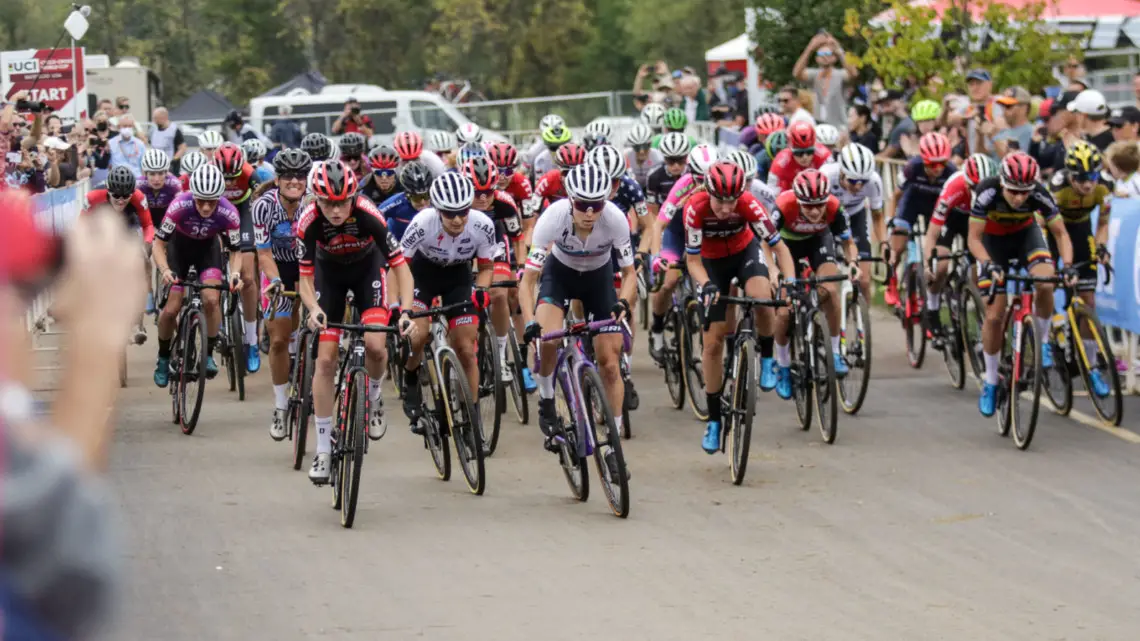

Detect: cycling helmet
963,153,999,186
430,172,475,212
301,133,332,161
539,114,566,131
399,160,433,194
555,142,586,169
564,163,611,201
587,144,626,180
141,148,170,174
585,120,614,139
180,150,208,176
311,159,359,201
765,130,788,158
640,103,667,130
369,145,401,171
582,131,609,152
541,125,572,147
427,130,456,153
462,156,499,191
815,124,840,147
658,132,692,159
107,165,136,197
918,132,952,164
792,169,830,205
626,123,654,147
241,139,267,165
486,142,519,171
339,132,367,158
1065,141,1103,176
393,131,424,161
910,99,943,122
663,108,688,132
223,110,243,126
214,142,245,177
838,143,876,180
198,130,224,150
457,141,486,166
705,162,747,200
755,112,785,137
787,121,816,151
725,149,758,180
189,164,226,200
755,103,780,115
1000,152,1039,191
687,144,718,178
273,148,312,175
456,122,483,144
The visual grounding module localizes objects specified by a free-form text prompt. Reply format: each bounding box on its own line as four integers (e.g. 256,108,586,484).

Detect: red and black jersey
297,194,405,276
502,172,534,217
771,191,849,241
683,191,778,259
85,188,154,243
534,169,567,209
222,163,259,205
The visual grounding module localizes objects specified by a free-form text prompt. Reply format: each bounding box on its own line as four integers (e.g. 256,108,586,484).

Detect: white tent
705,34,751,63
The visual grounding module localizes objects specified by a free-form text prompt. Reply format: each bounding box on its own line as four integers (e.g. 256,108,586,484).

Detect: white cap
43,136,71,150
1067,89,1108,117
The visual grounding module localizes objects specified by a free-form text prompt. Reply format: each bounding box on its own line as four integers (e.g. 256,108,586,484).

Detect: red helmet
369,145,401,171
555,143,586,170
754,113,785,137
918,132,952,164
462,156,499,191
214,142,245,177
792,169,830,205
393,131,423,161
1000,152,1039,191
787,121,816,151
312,160,359,201
486,142,518,171
704,161,746,200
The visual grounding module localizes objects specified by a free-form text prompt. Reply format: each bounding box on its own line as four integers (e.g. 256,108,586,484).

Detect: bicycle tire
169,324,181,425
180,310,209,435
940,287,966,390
621,365,633,440
476,323,503,457
791,315,812,431
664,307,685,409
729,340,756,486
960,284,986,388
230,297,246,401
681,299,708,420
903,263,927,369
1073,306,1123,426
440,350,485,495
637,269,650,331
506,331,529,424
1041,323,1073,416
810,311,839,444
293,332,315,471
581,366,629,518
997,321,1014,437
386,332,405,399
340,371,368,528
1011,317,1042,450
839,289,872,414
554,371,588,502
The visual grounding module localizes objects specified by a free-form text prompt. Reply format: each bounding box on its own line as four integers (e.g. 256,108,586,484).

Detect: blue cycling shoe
1088,370,1111,398
979,382,998,417
145,292,156,315
702,421,721,454
154,357,170,388
760,357,778,391
1040,342,1054,369
776,366,793,400
205,356,220,379
833,352,849,376
245,344,261,374
521,367,537,393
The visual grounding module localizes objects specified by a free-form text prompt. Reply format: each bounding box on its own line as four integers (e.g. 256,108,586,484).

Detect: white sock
830,335,840,354
614,415,623,432
288,331,298,355
927,291,940,310
273,384,288,410
536,373,554,399
316,416,333,454
983,351,999,385
1034,315,1051,344
1083,339,1098,360
776,342,791,368
369,378,382,403
497,335,508,358
244,320,258,346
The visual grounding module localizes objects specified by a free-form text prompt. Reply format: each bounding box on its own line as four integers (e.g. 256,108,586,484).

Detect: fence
25,180,90,334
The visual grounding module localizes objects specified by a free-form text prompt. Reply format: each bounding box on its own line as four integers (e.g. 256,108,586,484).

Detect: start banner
1,48,87,119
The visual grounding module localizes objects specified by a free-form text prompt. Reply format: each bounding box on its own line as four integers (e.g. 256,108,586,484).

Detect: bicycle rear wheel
902,263,927,369
505,331,529,424
729,340,756,486
810,312,839,444
292,331,315,471
441,350,485,495
229,295,246,401
386,332,405,399
839,289,872,414
791,317,812,431
1011,317,1042,450
940,287,966,390
340,371,368,528
681,299,708,420
961,285,986,388
476,323,504,456
582,366,629,518
554,371,588,501
664,308,685,409
1073,306,1123,426
1041,324,1073,416
179,310,209,435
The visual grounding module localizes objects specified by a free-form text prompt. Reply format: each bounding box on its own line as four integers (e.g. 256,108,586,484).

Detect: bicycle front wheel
729,340,757,486
582,366,629,518
506,331,529,424
441,350,485,495
940,287,965,390
386,332,405,399
681,299,708,420
839,289,872,414
1011,317,1042,450
554,370,588,502
961,284,986,388
1041,324,1073,416
293,331,315,471
902,263,927,369
180,310,209,435
810,311,838,444
664,307,685,409
1073,305,1123,426
791,317,812,431
476,323,503,456
340,371,368,528
229,296,246,401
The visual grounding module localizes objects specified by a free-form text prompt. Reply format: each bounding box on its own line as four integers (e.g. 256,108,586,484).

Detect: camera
350,106,361,115
16,99,45,113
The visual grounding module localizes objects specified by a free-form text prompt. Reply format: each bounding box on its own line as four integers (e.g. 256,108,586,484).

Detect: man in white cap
1068,88,1113,151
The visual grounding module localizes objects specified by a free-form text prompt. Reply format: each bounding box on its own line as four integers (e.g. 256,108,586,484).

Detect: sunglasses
279,171,307,181
408,192,430,203
793,149,815,157
633,144,650,153
924,162,947,172
374,168,396,178
801,202,827,212
711,196,738,206
572,198,606,213
1110,123,1128,129
665,157,686,165
498,166,516,176
439,207,470,219
109,193,132,202
1072,171,1100,183
845,177,867,186
475,188,495,197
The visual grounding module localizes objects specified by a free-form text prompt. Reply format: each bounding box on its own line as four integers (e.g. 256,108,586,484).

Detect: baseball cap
875,89,904,103
1037,98,1054,120
1067,89,1109,117
1049,90,1080,116
1108,106,1140,126
42,136,71,151
995,86,1031,106
965,69,992,82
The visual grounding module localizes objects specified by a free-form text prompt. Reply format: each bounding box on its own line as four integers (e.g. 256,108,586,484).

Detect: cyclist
770,169,861,396
379,161,433,242
820,143,885,304
399,172,501,425
254,149,312,440
298,160,416,482
137,149,182,228
525,114,566,168
394,130,447,178
532,142,586,212
338,132,370,186
911,99,942,137
623,122,664,190
301,133,333,163
242,139,274,183
214,142,264,374
815,124,840,158
361,145,403,205
969,152,1075,417
755,130,788,184
151,165,243,387
519,164,636,443
427,130,458,168
651,108,700,150
640,103,667,135
457,141,486,168
767,121,832,192
198,130,224,160
589,144,649,253
685,162,795,451
725,149,778,213
456,122,483,145
743,113,786,157
582,120,611,152
531,121,572,179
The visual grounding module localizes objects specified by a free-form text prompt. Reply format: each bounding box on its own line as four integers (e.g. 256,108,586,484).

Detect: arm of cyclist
251,199,282,289
296,209,324,326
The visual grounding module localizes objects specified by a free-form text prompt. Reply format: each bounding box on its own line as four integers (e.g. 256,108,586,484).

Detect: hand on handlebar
308,309,327,331
398,316,416,339
523,320,542,345
262,278,283,296
848,262,861,283
699,281,720,310
1096,244,1112,264
161,269,178,287
228,272,243,292
1062,266,1080,288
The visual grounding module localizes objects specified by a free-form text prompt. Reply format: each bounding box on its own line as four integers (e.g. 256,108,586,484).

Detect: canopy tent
705,34,751,76
169,89,236,124
257,69,329,98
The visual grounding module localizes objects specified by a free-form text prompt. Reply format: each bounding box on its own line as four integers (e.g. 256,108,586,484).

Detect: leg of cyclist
532,301,565,437
490,261,514,383
305,267,350,483
240,250,260,373
649,228,684,359
266,298,294,440
155,288,183,388
924,222,952,334
1028,233,1059,370
886,189,917,307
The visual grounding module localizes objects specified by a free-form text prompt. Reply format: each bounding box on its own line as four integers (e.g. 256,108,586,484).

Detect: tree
749,0,879,89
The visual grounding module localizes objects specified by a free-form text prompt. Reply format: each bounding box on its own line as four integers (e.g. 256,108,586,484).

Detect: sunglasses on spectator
439,207,469,219
572,198,606,213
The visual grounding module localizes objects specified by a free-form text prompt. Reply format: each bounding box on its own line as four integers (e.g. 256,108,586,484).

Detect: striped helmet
584,120,613,140
1000,152,1039,191
394,131,424,161
754,113,785,137
687,144,718,178
658,132,691,159
189,164,226,200
486,142,519,171
555,142,587,170
461,156,499,192
198,129,224,150
964,153,999,186
428,130,457,153
705,161,746,200
142,148,170,173
838,143,875,180
456,122,483,144
640,103,666,130
787,121,816,151
587,144,627,180
564,163,611,201
369,145,401,171
180,150,208,176
918,132,952,164
815,124,840,147
725,149,758,180
792,169,830,205
430,171,475,212
626,123,654,147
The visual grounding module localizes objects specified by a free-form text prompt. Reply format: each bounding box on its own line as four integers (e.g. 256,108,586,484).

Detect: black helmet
107,165,136,198
301,133,331,161
399,161,432,194
339,132,366,158
224,109,243,126
273,148,312,175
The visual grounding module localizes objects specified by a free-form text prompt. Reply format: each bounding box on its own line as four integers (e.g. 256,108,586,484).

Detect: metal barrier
26,180,90,335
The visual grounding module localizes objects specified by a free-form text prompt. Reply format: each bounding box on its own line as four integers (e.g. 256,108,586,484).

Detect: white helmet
564,164,611,201
587,144,626,180
428,130,457,153
584,120,613,140
640,103,666,130
189,164,226,200
687,144,718,178
198,130,224,150
142,148,170,173
838,143,876,181
179,150,208,176
430,172,475,212
539,114,565,131
725,149,758,180
815,124,840,147
626,123,653,147
241,139,267,164
658,132,691,159
456,122,483,144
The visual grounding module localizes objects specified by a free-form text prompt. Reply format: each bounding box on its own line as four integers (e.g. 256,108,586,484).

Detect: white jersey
748,178,778,214
524,139,546,165
532,149,556,177
625,147,664,188
400,208,501,267
820,162,884,217
526,199,634,273
418,150,448,179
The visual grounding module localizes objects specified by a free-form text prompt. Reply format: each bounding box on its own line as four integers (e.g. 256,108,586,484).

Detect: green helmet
541,125,572,148
910,99,942,123
765,130,788,158
663,107,688,131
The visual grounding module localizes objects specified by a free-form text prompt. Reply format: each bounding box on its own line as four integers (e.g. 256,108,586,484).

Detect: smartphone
6,151,21,163
38,152,47,165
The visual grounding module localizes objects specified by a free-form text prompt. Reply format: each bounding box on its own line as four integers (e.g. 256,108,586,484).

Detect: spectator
331,97,374,137
112,96,147,143
677,74,710,122
1109,106,1140,142
1029,91,1078,178
96,99,115,121
778,85,815,126
1068,88,1113,152
993,86,1034,156
222,109,269,146
0,91,29,181
793,31,858,128
707,67,737,124
1106,140,1140,197
956,68,1003,157
875,90,913,160
148,107,186,168
269,104,303,149
6,146,47,193
107,114,146,177
87,112,113,185
845,103,879,151
44,113,63,138
43,136,74,188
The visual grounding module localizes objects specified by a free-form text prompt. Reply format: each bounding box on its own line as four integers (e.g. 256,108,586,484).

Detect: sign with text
1,48,87,119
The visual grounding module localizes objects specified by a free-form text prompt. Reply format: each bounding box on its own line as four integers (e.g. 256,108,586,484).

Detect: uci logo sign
8,59,39,74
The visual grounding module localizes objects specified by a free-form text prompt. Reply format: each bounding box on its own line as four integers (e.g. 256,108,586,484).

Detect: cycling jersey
135,174,182,225
85,188,154,243
1049,170,1110,224
297,195,406,277
610,175,649,220
533,169,567,209
378,192,420,241
770,191,850,242
222,163,260,206
400,208,500,267
477,191,523,268
532,148,555,177
819,163,884,217
766,145,832,193
156,192,241,245
969,177,1059,236
501,172,534,218
645,165,683,208
361,175,403,206
526,199,633,273
748,178,778,214
755,149,773,183
683,191,779,259
624,147,664,188
252,188,301,265
894,157,957,230
658,173,700,223
931,171,973,226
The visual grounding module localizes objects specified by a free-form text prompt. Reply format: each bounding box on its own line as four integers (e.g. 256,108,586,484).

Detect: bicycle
928,248,977,390
263,290,316,471
220,280,246,401
648,261,687,411
782,271,848,444
502,316,530,425
166,267,228,436
407,301,486,495
636,255,651,331
654,261,710,421
836,256,883,415
475,281,517,456
537,318,630,518
881,217,930,369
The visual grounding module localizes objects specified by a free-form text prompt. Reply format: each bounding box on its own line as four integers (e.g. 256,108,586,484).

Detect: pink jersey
657,173,700,222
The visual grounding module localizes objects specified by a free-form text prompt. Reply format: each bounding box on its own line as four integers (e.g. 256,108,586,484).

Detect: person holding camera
331,97,374,137
222,109,270,146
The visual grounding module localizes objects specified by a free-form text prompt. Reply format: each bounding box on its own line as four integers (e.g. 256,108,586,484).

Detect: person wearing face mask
108,114,146,177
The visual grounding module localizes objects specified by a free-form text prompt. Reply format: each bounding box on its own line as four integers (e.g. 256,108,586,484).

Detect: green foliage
751,0,878,88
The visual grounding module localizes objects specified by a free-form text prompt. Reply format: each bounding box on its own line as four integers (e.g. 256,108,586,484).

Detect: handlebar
540,319,622,342
782,274,849,288
407,300,473,320
321,321,399,335
717,295,788,309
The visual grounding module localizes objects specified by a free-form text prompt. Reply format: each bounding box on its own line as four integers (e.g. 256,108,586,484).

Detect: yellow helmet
1065,140,1103,175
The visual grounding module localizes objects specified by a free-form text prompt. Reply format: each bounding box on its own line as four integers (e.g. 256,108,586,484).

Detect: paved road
102,309,1139,641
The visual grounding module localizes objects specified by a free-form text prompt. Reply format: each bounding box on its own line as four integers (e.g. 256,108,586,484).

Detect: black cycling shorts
538,254,617,323
409,255,477,328
314,249,389,339
935,211,970,250
979,223,1052,293
1047,219,1096,291
237,200,255,252
783,230,837,276
268,262,300,320
701,239,770,324
168,235,225,284
848,209,873,260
